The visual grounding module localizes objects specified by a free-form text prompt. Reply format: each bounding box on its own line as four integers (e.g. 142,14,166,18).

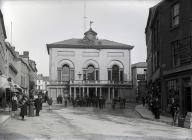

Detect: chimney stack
23,51,29,58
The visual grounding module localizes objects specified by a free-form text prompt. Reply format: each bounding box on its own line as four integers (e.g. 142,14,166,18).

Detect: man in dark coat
153,97,161,119
19,95,28,120
34,95,42,116
170,98,179,125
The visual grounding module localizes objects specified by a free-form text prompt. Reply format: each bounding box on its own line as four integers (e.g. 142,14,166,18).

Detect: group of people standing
11,93,44,120
69,95,106,109
112,97,126,109
143,94,179,124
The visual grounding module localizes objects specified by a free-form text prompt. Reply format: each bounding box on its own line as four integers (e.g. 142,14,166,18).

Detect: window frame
171,2,180,28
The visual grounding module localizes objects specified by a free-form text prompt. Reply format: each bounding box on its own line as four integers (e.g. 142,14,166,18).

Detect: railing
49,80,132,85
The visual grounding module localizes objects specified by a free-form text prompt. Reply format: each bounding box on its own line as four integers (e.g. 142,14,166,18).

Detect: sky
0,0,161,76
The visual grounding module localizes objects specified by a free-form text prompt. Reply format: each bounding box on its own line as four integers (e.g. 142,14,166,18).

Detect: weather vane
90,21,94,28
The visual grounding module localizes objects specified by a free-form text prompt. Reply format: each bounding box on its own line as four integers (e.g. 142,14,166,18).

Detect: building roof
47,28,134,54
132,62,147,69
37,74,49,81
145,0,164,33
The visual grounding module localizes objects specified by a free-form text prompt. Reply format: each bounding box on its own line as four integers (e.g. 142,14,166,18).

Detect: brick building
145,0,192,116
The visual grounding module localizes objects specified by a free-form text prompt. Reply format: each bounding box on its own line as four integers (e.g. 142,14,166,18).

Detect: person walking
34,95,42,116
19,95,28,120
64,94,68,107
142,96,146,106
170,98,179,125
47,97,53,110
153,97,161,119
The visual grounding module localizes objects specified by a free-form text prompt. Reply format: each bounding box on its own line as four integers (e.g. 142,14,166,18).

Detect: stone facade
47,28,134,102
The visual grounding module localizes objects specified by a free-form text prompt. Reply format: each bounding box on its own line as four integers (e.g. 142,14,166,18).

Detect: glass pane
96,70,99,81
62,65,70,81
87,65,95,81
120,70,123,82
108,70,111,81
83,70,86,80
112,65,119,82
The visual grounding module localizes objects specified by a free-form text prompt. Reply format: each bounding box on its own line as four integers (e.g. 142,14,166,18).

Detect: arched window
108,65,124,83
62,64,70,81
87,65,95,81
83,64,99,81
57,64,74,82
112,65,119,82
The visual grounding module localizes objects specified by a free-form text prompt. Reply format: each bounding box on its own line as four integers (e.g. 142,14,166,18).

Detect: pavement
0,108,11,126
135,104,173,125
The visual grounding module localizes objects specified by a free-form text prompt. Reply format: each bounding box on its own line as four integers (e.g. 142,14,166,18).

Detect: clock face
87,66,94,73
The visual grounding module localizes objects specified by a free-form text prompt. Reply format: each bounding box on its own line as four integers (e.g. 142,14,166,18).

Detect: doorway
89,88,95,98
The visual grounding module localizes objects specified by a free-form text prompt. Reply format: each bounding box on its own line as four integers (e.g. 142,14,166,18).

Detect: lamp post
78,72,82,98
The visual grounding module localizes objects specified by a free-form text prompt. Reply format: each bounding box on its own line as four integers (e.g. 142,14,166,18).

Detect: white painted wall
49,48,131,82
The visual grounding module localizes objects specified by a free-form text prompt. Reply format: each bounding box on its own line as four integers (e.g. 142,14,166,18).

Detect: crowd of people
68,95,106,109
11,92,47,121
112,97,126,109
141,94,180,125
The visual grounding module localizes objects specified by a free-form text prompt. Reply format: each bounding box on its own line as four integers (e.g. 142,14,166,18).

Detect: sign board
137,74,145,80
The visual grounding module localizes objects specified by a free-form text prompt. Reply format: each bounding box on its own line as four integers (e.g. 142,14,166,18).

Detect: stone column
69,87,71,97
74,87,76,99
87,87,89,97
112,87,115,98
108,87,110,101
83,87,85,97
96,87,98,97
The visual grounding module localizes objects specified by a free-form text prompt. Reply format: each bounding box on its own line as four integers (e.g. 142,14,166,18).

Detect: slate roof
47,38,134,54
132,62,147,68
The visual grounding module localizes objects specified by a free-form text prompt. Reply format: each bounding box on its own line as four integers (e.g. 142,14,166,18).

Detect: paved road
0,105,192,140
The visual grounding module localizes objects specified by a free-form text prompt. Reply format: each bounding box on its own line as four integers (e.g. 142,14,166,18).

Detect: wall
49,48,131,82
